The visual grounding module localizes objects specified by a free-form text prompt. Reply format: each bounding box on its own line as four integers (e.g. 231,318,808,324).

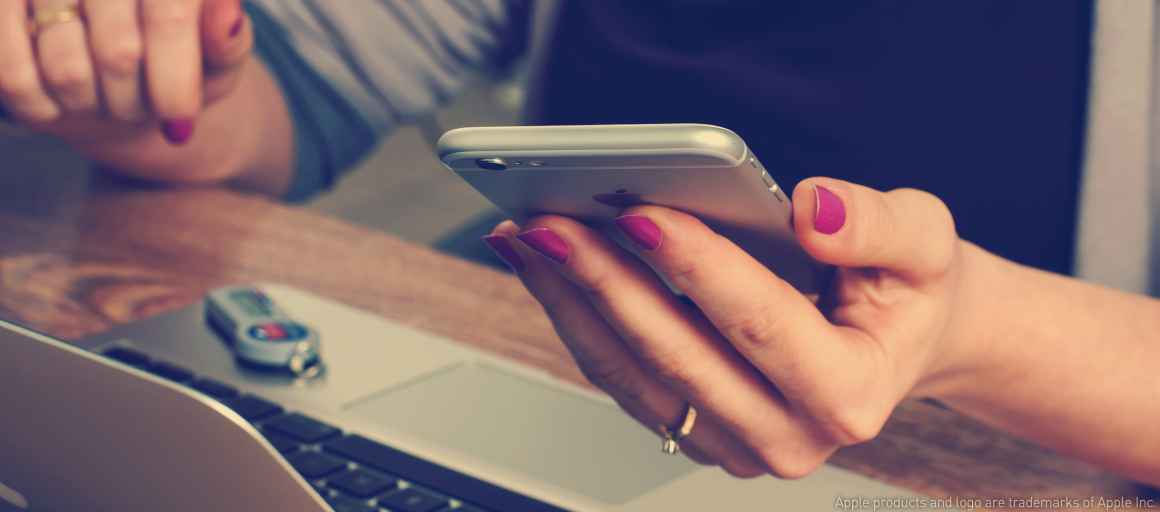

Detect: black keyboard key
221,394,282,421
103,347,150,368
327,468,397,498
312,480,332,499
261,430,302,455
379,487,447,512
287,451,347,479
263,412,340,443
326,495,377,512
190,377,239,400
324,435,564,512
146,360,194,383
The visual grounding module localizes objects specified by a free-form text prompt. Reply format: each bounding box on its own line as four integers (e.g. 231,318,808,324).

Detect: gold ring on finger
29,3,85,37
659,403,698,455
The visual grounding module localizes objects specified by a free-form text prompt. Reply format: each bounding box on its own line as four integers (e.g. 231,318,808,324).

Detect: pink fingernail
229,16,245,38
517,228,570,264
813,185,846,235
161,119,195,145
482,235,525,272
615,215,662,251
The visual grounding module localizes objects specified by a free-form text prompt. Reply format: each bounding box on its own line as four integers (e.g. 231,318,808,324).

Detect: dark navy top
535,1,1093,274
235,1,1098,274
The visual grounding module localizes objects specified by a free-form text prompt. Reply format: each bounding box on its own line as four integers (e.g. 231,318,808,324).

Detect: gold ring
659,403,698,455
29,4,84,36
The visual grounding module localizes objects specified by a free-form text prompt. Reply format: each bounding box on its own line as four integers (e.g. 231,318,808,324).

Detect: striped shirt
246,0,526,200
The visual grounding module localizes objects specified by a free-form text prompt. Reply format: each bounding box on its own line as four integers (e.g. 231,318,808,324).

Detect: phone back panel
438,124,826,293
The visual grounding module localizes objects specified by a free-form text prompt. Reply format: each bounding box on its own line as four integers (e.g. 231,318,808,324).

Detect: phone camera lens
476,158,508,171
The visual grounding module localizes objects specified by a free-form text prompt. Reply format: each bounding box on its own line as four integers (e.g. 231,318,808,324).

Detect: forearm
66,58,294,197
940,243,1160,485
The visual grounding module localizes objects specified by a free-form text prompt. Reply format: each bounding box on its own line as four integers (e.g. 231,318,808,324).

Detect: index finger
0,1,60,122
142,0,201,138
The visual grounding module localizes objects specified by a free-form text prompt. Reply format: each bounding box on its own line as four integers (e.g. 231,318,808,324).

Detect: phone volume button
768,183,785,202
760,171,775,188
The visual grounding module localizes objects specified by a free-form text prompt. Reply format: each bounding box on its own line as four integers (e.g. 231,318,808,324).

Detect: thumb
792,178,959,280
201,0,252,72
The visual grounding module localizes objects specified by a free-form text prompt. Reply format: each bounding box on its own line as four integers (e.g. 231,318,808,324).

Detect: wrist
223,59,294,197
912,240,1011,402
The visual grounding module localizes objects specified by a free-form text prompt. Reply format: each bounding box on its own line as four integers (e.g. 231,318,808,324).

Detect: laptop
0,283,914,511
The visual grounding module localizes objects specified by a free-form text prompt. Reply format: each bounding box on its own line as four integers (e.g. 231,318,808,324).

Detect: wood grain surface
0,177,1154,510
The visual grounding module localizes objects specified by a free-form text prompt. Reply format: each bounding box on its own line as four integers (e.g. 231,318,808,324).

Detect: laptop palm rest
76,283,924,510
343,362,697,504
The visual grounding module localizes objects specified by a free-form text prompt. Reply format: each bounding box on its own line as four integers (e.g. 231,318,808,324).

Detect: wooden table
0,172,1154,510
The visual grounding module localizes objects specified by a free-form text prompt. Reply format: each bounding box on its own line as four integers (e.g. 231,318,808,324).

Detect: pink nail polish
615,215,662,251
482,235,525,272
161,119,195,145
229,16,245,38
813,185,846,235
516,228,570,264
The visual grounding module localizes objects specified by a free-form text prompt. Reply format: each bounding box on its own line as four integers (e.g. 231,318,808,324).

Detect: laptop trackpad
344,362,698,504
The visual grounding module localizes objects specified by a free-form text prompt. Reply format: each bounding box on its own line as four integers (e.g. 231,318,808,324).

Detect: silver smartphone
437,123,826,293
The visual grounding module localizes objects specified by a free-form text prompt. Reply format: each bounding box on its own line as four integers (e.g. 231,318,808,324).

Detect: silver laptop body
0,284,912,511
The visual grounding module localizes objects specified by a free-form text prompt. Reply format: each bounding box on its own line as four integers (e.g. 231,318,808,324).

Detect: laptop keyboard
101,346,565,512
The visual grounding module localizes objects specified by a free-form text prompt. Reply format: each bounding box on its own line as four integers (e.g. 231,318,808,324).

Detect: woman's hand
484,177,988,478
0,0,252,145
